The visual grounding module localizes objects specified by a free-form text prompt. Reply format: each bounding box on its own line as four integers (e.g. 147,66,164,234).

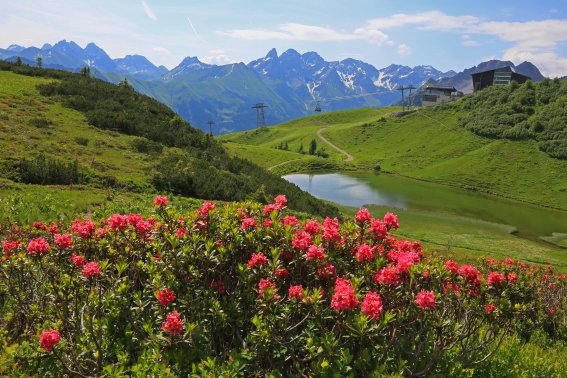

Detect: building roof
424,85,457,92
471,66,532,80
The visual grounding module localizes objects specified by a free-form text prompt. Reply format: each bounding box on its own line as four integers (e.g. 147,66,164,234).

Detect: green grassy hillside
0,63,338,218
324,106,567,210
221,101,567,211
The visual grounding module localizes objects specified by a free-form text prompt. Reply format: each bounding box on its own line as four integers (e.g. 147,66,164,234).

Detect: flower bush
0,195,565,376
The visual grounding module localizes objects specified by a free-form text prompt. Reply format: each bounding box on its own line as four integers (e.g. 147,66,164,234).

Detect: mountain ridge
0,40,552,133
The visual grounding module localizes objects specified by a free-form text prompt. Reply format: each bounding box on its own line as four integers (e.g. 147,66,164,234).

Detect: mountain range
0,40,548,133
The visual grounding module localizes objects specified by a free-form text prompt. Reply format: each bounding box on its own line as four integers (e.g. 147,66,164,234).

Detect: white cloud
141,0,157,21
360,11,479,33
462,34,479,47
397,43,411,56
359,11,567,77
152,46,171,54
219,22,391,44
201,49,234,65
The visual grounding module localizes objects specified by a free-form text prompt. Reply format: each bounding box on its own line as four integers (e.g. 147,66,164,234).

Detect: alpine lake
283,172,567,248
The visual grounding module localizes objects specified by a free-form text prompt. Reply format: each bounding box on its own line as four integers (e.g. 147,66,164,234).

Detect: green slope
0,70,158,190
0,63,338,219
221,103,567,210
323,106,567,209
219,107,399,168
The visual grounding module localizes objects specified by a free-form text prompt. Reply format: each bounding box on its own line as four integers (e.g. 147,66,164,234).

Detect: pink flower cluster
415,290,436,310
162,311,183,336
71,219,96,238
288,285,304,301
157,288,176,305
322,217,340,242
330,278,359,311
153,195,168,207
361,292,383,319
27,237,50,255
82,261,101,278
306,245,325,261
258,278,279,299
39,329,60,352
54,233,73,249
247,252,268,268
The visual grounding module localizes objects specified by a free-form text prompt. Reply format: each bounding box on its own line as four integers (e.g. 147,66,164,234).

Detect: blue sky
2,0,567,76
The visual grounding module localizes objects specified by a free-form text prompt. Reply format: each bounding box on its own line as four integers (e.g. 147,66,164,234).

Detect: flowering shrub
0,195,565,376
162,311,183,336
39,329,60,352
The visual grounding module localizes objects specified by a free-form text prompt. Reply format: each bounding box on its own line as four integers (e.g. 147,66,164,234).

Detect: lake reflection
284,173,407,208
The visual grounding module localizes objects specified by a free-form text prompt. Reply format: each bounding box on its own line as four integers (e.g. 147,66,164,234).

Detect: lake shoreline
280,166,567,213
283,171,567,248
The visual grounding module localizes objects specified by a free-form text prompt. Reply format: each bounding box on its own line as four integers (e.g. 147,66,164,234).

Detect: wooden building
421,85,463,107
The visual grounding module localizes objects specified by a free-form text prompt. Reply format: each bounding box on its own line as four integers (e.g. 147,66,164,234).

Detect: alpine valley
0,40,545,133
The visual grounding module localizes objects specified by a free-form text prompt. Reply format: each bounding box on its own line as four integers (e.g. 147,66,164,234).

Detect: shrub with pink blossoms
361,292,383,319
82,261,101,278
39,329,60,352
0,196,565,377
330,278,359,311
27,237,50,255
415,290,436,310
162,311,183,336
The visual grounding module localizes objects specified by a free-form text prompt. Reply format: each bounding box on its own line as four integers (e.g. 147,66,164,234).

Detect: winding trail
267,158,307,171
316,127,354,162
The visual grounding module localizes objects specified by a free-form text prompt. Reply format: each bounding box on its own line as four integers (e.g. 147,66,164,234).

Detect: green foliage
73,136,89,146
29,117,51,128
19,154,81,185
130,137,163,154
0,199,565,376
0,61,336,216
152,150,339,217
309,138,317,155
459,79,567,158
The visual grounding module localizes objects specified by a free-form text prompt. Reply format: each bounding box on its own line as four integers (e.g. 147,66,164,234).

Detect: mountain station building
421,85,463,107
471,66,532,92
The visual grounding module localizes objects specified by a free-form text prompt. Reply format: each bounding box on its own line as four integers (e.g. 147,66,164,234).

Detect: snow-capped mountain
0,40,171,80
245,48,450,118
163,56,213,80
374,64,454,91
0,41,551,133
114,55,168,80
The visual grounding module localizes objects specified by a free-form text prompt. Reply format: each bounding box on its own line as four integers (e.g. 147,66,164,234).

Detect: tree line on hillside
458,79,567,159
0,61,337,216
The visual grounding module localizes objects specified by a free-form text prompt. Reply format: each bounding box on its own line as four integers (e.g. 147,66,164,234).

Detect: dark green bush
459,80,567,159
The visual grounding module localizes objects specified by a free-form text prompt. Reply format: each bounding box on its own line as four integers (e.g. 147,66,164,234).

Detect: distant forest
458,79,567,159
